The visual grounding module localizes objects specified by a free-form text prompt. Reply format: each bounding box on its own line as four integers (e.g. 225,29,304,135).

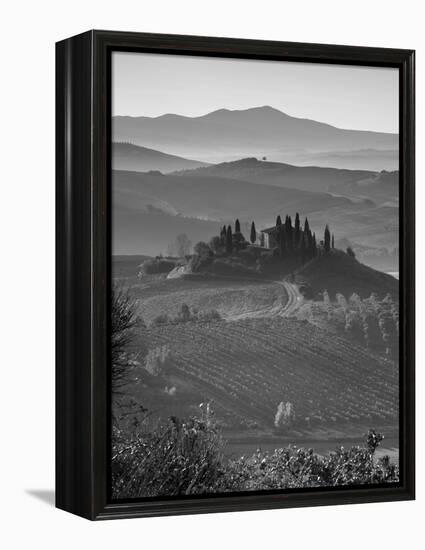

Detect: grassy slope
129,317,398,434
296,250,398,299
114,256,398,447
118,274,288,324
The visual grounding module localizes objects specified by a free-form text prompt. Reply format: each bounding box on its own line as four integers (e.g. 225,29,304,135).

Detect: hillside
173,157,377,194
112,168,398,270
296,250,398,299
113,169,356,220
112,106,398,168
112,169,367,255
112,142,208,173
128,316,398,434
292,148,399,172
329,170,399,205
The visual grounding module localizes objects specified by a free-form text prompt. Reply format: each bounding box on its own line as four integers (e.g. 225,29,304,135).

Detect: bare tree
111,286,144,394
168,233,192,257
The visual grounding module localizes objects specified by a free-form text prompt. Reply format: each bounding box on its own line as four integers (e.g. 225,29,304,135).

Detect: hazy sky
112,52,399,134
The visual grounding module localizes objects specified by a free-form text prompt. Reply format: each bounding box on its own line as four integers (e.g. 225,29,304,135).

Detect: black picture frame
56,29,415,520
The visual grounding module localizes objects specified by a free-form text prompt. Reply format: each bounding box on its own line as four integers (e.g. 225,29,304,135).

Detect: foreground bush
112,407,399,499
112,405,226,498
225,430,398,491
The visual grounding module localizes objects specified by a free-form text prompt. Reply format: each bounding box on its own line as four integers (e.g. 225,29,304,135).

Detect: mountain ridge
113,105,398,169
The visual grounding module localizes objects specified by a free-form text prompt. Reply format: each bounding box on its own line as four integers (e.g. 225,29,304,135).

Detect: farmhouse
261,225,279,249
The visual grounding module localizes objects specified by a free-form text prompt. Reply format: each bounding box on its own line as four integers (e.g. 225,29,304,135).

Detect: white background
0,1,422,548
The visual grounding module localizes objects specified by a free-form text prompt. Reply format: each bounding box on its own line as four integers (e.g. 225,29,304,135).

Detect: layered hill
173,157,379,195
328,170,399,205
112,168,367,255
112,168,398,270
291,148,399,172
112,106,398,168
113,168,357,221
112,142,208,173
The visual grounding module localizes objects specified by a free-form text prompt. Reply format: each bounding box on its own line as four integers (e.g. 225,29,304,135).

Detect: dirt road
226,280,303,321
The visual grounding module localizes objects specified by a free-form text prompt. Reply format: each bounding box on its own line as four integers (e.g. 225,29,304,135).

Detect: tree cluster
205,215,335,267
271,213,318,264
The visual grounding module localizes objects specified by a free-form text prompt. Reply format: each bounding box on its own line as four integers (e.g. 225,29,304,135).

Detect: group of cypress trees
273,213,316,262
219,215,334,261
219,218,255,254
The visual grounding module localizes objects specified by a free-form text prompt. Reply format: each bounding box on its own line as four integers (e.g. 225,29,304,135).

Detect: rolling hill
113,106,398,168
328,170,399,205
296,250,398,299
112,142,209,173
173,157,379,195
112,168,398,270
112,168,368,255
113,168,357,220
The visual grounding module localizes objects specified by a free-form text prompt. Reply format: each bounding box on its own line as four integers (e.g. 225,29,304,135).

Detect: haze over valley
112,110,399,272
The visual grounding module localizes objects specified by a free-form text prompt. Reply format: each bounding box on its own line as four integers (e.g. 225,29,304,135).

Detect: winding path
279,280,303,317
226,280,303,321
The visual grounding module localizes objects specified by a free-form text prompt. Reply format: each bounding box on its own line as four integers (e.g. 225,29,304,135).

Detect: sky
112,51,399,134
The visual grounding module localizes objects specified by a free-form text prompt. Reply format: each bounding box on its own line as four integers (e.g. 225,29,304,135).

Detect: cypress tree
307,229,313,258
235,219,241,233
312,232,317,257
332,233,335,249
250,221,256,244
279,225,286,256
300,231,306,264
276,215,282,227
294,212,301,248
286,216,293,250
220,225,226,245
324,225,331,252
226,225,233,254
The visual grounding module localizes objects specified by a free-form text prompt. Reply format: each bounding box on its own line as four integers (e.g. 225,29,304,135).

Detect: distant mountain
174,157,378,195
297,250,398,299
113,106,398,168
112,142,209,173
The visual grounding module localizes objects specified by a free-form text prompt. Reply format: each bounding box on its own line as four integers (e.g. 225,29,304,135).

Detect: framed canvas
56,30,415,520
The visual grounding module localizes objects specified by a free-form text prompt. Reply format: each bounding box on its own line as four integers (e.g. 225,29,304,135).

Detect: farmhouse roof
261,225,279,234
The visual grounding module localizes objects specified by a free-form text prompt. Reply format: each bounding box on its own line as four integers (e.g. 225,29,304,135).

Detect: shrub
209,235,223,254
226,429,398,492
112,404,225,499
139,258,177,275
112,410,399,499
189,241,214,272
151,305,222,326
